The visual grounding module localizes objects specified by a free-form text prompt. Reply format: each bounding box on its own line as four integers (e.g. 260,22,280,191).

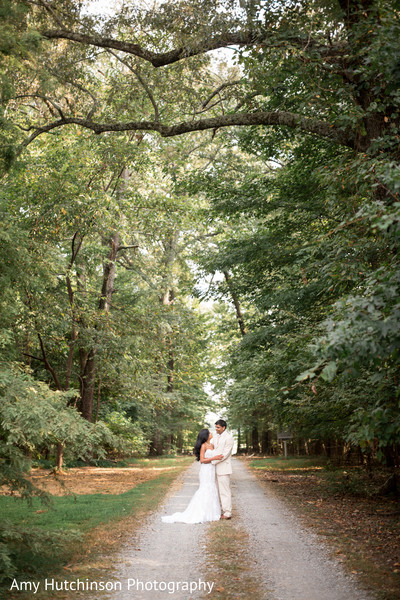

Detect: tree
1,98,215,451
1,0,397,172
2,0,399,463
0,361,121,579
185,109,400,463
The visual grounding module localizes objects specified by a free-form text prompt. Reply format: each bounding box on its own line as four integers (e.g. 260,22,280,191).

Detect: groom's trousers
217,474,232,518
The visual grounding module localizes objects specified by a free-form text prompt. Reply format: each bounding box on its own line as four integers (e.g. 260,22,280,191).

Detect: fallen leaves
8,467,167,496
251,462,400,598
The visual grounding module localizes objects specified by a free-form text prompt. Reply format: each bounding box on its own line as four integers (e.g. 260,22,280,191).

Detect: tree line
1,0,399,573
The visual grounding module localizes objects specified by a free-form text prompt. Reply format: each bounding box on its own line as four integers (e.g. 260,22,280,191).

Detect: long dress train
161,449,221,524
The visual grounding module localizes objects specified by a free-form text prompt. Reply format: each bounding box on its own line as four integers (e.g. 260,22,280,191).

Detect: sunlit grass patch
3,460,190,593
32,455,194,470
249,456,327,471
131,456,194,469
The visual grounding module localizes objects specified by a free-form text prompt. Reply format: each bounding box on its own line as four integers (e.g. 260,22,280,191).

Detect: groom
212,419,234,520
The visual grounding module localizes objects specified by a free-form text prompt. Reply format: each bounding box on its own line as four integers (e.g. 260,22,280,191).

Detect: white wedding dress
161,449,221,524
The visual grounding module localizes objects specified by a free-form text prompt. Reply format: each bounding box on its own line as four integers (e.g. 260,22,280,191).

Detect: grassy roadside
202,519,263,600
246,456,400,600
30,456,192,470
3,456,192,599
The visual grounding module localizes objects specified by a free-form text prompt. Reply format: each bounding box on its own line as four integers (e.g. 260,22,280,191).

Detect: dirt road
103,458,374,600
104,460,210,599
232,458,373,600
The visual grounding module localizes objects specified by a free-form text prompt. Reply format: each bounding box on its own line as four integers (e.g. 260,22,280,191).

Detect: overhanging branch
42,28,349,68
19,110,355,152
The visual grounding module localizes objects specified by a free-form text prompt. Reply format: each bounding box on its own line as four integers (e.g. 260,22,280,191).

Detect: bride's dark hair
193,429,210,461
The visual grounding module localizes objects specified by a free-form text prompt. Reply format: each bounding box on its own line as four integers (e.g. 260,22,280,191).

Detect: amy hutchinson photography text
10,577,215,595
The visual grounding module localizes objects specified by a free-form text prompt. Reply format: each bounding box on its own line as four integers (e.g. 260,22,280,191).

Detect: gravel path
233,458,374,600
104,461,212,600
101,458,375,600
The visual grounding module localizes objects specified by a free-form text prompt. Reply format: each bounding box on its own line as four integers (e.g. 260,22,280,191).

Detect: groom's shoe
220,515,231,520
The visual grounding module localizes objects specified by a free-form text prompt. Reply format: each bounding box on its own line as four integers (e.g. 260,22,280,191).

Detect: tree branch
117,256,158,291
42,28,349,68
178,231,222,253
18,110,356,153
64,80,98,120
117,244,139,252
30,0,66,29
69,231,84,270
23,352,45,363
14,94,65,120
223,271,247,337
37,332,63,390
108,50,160,121
41,29,258,66
65,232,84,306
202,80,242,108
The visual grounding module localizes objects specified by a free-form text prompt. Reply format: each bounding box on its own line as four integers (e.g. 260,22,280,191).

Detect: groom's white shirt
212,429,234,475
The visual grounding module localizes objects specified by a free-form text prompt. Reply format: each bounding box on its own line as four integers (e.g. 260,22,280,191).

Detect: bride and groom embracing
162,420,234,524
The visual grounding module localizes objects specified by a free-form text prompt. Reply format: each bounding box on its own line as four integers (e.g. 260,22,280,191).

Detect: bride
161,429,223,524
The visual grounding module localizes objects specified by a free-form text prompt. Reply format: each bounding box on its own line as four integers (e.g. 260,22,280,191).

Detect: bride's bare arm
201,454,223,463
200,445,223,463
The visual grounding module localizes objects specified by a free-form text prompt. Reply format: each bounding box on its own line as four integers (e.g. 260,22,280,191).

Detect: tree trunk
149,431,164,456
99,230,120,311
94,378,102,423
76,167,125,422
165,434,173,453
79,347,96,422
164,289,175,394
65,232,84,390
160,235,178,394
65,328,78,391
56,443,64,470
176,431,183,454
261,429,272,454
223,271,247,336
252,426,260,453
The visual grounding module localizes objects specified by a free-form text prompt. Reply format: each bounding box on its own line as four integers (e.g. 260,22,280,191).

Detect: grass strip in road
202,519,263,600
4,457,192,599
248,456,400,600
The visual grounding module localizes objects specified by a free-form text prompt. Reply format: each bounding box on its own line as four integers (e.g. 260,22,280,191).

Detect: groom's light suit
212,430,234,518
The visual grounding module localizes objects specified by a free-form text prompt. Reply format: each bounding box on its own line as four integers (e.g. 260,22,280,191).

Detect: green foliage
0,362,122,582
0,522,81,584
104,410,148,455
0,2,399,580
0,121,213,461
189,110,400,460
317,468,381,499
0,464,190,585
0,364,120,490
